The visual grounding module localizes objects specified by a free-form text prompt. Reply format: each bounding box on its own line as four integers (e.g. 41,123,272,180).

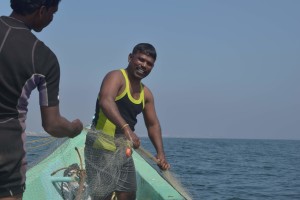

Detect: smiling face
127,51,155,80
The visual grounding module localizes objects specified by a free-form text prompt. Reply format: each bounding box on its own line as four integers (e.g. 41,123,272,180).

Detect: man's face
128,52,155,80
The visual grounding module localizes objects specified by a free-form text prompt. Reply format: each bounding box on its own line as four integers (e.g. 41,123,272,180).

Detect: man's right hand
123,126,140,148
70,119,83,138
41,105,83,138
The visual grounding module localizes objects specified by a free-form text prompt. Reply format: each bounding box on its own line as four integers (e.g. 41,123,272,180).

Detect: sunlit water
141,137,300,200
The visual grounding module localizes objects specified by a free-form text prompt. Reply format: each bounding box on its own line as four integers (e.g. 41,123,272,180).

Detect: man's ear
38,5,47,18
128,53,133,62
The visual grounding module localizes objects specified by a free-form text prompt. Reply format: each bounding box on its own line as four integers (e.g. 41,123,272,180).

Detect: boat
23,129,188,200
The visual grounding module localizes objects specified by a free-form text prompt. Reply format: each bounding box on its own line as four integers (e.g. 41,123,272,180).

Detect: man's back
0,16,60,120
0,15,60,195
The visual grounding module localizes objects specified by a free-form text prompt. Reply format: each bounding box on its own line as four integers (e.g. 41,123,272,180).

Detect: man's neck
10,12,32,30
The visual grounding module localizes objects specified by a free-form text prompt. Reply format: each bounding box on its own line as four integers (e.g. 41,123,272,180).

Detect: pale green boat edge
23,130,185,200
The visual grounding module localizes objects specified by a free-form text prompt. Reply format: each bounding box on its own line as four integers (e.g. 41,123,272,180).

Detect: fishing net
25,128,192,200
84,128,134,199
26,134,67,169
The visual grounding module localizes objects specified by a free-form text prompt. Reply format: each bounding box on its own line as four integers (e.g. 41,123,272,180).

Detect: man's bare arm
41,105,83,138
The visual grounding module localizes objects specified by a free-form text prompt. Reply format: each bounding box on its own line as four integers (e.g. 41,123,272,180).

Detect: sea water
27,136,300,200
141,137,300,200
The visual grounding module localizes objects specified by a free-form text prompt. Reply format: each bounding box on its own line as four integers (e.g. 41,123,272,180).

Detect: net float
125,147,132,157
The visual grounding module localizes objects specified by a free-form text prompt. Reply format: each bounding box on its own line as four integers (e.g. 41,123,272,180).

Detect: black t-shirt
0,16,60,188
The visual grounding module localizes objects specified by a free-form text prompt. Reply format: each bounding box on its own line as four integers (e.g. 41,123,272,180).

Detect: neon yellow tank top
92,69,144,151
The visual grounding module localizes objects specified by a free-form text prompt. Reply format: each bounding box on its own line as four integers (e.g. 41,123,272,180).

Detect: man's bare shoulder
103,69,122,80
105,69,123,78
143,85,154,101
102,69,125,88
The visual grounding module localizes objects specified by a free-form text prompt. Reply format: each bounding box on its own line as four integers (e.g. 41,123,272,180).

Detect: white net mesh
84,128,134,199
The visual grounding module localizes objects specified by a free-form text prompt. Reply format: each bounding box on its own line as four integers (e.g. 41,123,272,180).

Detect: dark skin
96,51,170,200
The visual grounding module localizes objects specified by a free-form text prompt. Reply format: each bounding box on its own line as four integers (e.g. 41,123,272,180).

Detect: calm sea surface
27,136,300,200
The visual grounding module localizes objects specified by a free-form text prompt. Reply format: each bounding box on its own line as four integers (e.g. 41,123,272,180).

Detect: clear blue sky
1,1,299,139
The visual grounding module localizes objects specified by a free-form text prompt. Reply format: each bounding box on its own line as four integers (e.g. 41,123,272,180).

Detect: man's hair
11,0,61,15
132,43,157,61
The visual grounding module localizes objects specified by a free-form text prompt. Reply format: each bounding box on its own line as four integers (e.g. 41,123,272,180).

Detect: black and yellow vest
91,69,145,150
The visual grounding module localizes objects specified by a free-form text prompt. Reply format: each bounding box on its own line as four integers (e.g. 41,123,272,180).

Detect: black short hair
11,0,61,15
132,43,157,61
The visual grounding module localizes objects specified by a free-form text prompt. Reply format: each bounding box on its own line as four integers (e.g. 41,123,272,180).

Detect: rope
26,136,54,143
135,146,193,200
26,137,57,150
75,147,86,200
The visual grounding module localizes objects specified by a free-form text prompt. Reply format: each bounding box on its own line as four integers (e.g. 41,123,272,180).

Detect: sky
1,1,299,140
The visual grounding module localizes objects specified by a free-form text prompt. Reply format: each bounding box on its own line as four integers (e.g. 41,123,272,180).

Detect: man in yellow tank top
85,43,170,200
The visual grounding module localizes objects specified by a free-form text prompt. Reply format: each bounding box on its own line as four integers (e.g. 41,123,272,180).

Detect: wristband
121,123,129,130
